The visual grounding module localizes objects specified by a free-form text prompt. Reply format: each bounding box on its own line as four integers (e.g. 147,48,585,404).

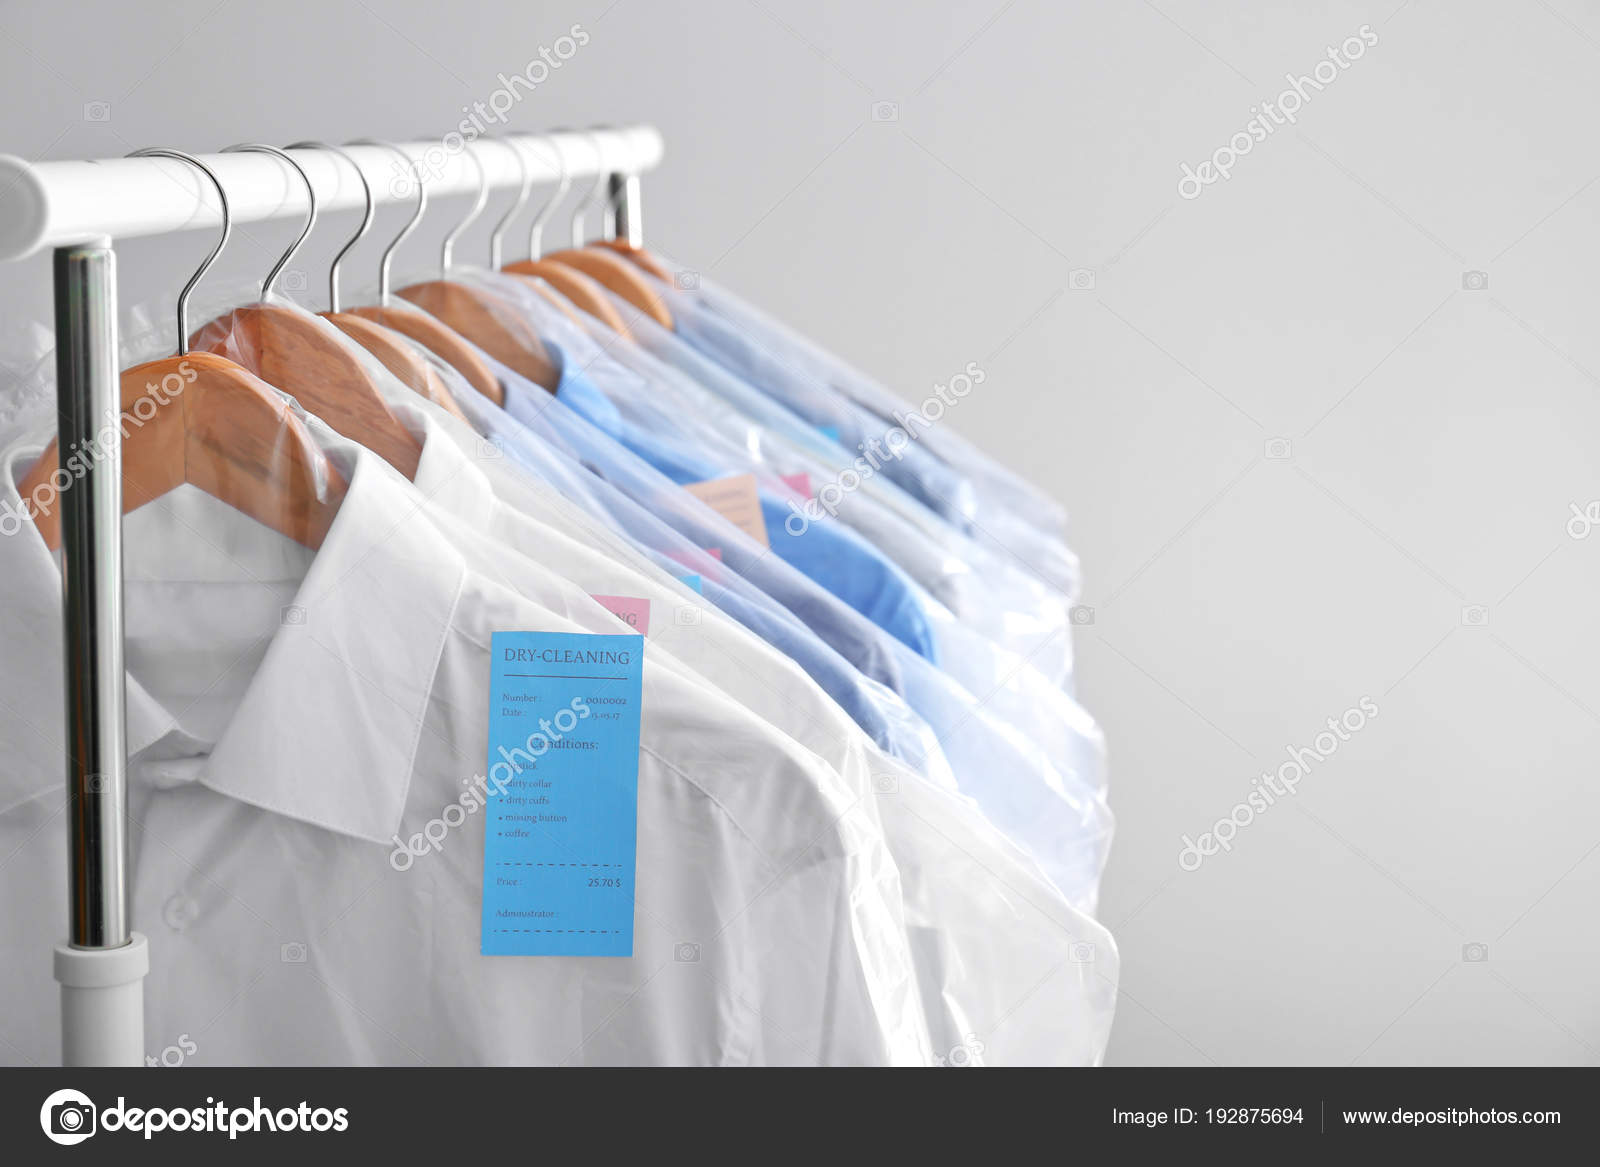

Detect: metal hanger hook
569,129,610,248
441,138,490,277
347,139,427,306
221,143,316,299
523,130,572,261
127,147,232,356
486,136,532,271
286,141,374,314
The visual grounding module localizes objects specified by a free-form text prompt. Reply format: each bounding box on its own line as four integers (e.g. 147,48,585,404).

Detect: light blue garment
665,289,982,531
665,272,1081,596
689,273,1067,529
593,289,1077,690
585,297,982,603
447,338,1109,908
565,293,1101,785
489,364,909,689
499,332,943,666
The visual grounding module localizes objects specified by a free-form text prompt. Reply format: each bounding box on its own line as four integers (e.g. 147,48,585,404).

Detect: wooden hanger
343,303,504,406
478,135,585,334
545,245,673,328
280,142,474,422
328,140,508,406
190,305,421,479
322,312,468,422
500,259,634,337
501,134,637,336
19,149,344,550
190,144,422,480
395,279,557,388
591,238,672,283
526,279,589,329
21,353,346,550
476,131,627,344
389,139,559,391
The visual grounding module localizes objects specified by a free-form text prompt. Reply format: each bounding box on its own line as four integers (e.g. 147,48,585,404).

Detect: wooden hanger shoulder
323,312,471,423
503,260,634,340
545,247,673,330
19,351,346,550
191,304,423,481
343,304,505,407
396,280,559,392
592,239,673,283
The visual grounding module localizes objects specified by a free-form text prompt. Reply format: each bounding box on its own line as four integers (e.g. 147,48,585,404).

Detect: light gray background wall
2,0,1596,1065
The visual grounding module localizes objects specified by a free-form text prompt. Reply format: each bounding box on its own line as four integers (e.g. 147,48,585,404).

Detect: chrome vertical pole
56,243,127,951
608,172,643,248
50,242,148,1067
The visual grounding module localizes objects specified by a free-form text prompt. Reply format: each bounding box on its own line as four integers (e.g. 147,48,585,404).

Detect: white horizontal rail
0,125,663,261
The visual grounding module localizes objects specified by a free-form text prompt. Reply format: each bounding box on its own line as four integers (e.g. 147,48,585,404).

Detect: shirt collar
500,340,628,445
0,434,467,844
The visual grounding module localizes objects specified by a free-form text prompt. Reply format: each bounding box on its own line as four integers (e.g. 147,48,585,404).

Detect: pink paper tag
590,594,651,636
780,472,813,499
684,473,770,547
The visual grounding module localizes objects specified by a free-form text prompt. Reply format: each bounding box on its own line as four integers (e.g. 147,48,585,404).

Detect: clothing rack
0,124,665,1066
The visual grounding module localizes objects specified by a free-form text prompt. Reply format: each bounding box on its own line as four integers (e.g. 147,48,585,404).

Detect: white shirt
0,436,928,1066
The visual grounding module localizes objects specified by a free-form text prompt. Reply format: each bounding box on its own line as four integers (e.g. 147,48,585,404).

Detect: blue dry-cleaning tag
482,631,644,956
677,573,704,594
